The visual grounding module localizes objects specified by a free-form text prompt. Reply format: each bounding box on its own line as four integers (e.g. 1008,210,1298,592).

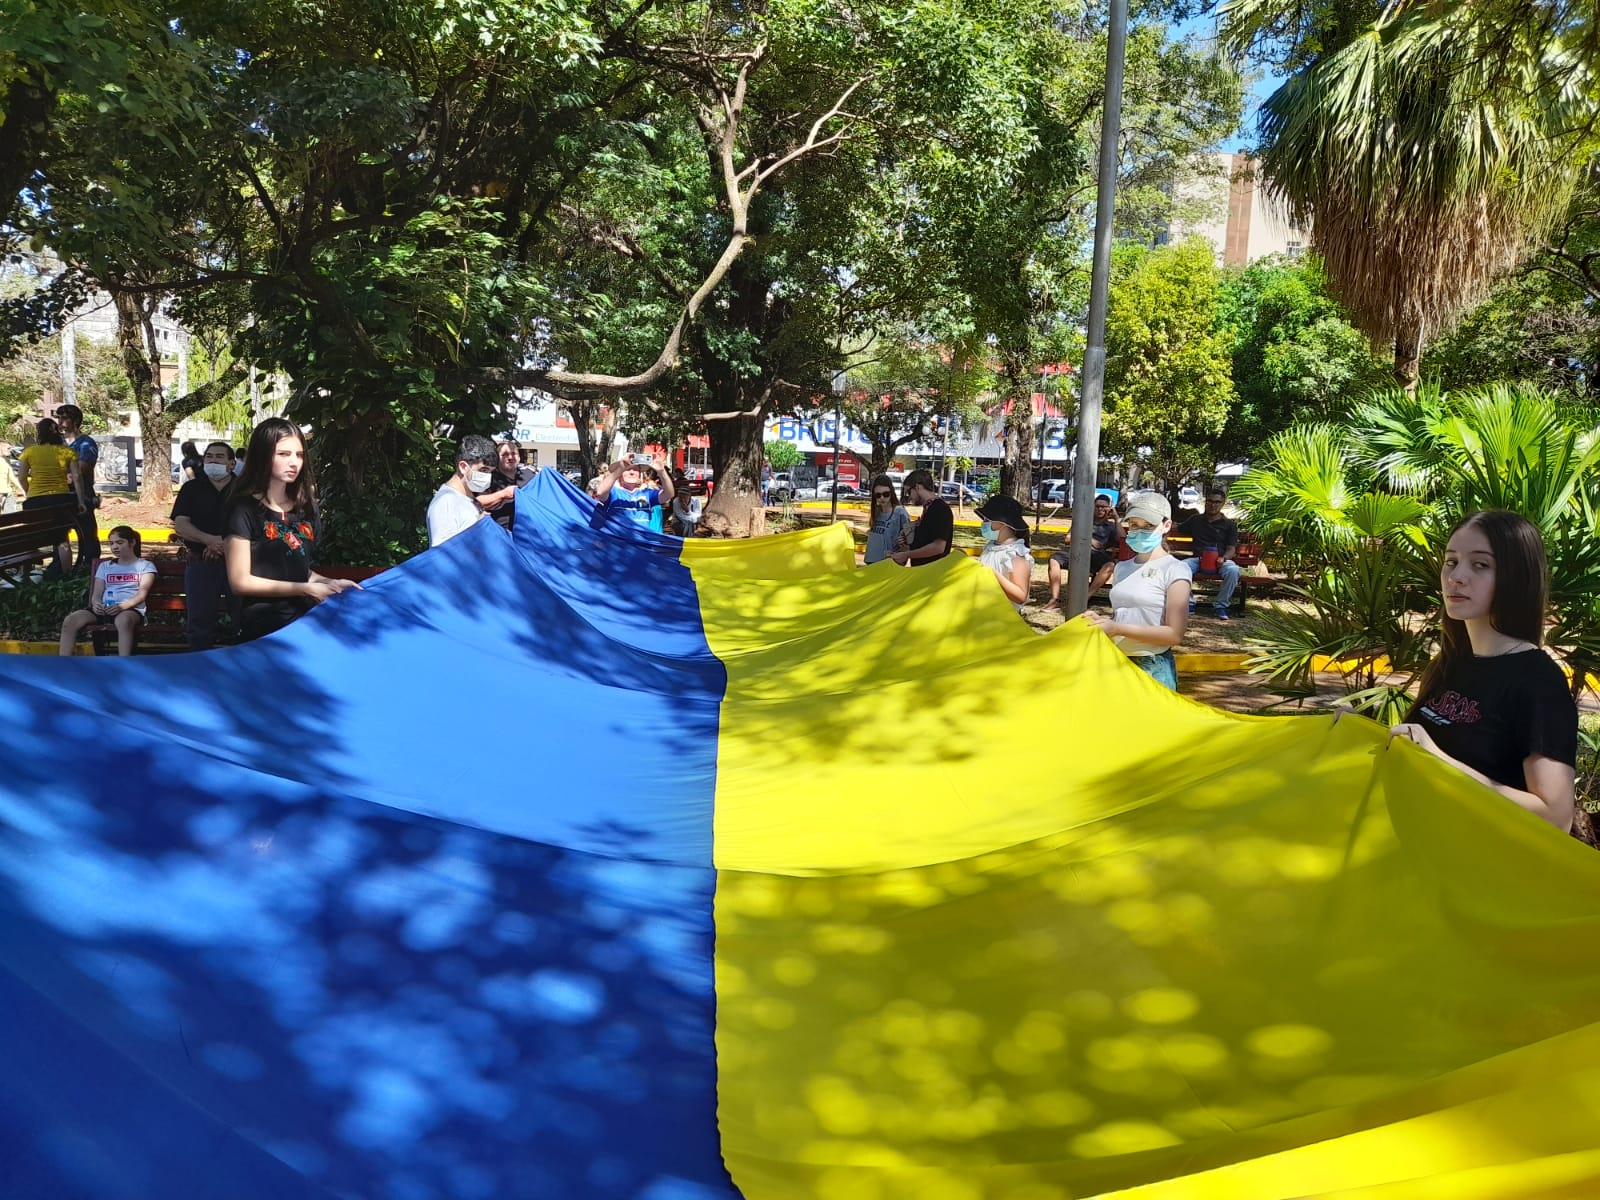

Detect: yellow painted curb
0,640,93,656
1175,652,1251,673
67,527,175,546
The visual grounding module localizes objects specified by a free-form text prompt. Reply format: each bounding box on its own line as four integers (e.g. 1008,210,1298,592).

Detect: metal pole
1033,375,1047,537
829,397,841,523
1067,0,1129,618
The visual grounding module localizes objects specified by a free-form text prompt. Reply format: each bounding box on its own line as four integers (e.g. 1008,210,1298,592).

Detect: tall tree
1216,253,1388,456
1102,240,1236,489
1222,1,1593,388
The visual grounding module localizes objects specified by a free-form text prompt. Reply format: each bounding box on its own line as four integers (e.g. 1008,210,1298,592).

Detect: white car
1180,486,1201,508
815,480,863,499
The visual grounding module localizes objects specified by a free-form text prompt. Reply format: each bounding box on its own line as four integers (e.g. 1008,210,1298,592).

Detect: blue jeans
1131,649,1177,690
1185,555,1241,610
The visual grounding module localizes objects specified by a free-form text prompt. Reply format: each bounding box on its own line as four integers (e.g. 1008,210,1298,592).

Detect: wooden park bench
1164,533,1265,613
0,506,75,585
76,551,391,655
947,530,1268,613
82,552,196,655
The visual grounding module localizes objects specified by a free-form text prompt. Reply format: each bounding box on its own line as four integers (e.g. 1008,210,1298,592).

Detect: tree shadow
0,480,739,1198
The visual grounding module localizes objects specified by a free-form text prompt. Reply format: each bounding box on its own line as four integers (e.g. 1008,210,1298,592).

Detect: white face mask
203,462,232,480
466,468,493,494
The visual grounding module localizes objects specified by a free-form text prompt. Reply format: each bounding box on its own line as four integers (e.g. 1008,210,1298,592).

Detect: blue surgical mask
980,521,996,541
1125,527,1163,554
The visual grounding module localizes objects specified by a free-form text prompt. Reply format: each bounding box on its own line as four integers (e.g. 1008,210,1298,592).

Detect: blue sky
1170,10,1284,152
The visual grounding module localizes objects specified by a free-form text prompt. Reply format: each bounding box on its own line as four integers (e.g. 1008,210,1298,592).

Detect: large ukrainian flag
1,468,1598,1200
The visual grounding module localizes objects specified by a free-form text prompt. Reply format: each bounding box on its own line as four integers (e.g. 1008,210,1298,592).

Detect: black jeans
183,554,238,651
73,497,100,566
22,493,77,575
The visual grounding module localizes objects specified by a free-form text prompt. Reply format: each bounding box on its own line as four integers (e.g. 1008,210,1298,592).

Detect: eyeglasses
872,491,893,499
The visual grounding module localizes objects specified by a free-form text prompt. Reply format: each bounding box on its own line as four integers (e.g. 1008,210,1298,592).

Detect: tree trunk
1393,319,1423,394
703,411,766,537
999,397,1036,503
113,291,174,503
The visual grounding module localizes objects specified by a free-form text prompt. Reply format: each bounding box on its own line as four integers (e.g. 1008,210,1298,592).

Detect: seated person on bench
1178,485,1241,620
1045,493,1118,610
58,526,156,657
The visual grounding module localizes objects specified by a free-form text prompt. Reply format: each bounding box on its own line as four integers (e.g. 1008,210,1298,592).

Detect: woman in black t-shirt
224,418,360,641
1391,510,1578,831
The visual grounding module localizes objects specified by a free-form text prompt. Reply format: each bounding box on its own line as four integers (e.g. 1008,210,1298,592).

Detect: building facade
1165,152,1309,267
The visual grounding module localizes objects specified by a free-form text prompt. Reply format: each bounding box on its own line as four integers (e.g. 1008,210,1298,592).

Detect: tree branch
557,201,687,297
753,75,871,189
164,362,250,424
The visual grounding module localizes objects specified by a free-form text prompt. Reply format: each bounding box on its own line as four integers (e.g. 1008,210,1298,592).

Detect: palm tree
1228,4,1588,389
1240,382,1600,713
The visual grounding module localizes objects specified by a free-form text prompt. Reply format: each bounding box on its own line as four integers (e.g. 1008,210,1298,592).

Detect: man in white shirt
427,434,498,547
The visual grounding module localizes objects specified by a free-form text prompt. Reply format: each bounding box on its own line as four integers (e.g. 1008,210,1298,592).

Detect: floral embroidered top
226,496,321,588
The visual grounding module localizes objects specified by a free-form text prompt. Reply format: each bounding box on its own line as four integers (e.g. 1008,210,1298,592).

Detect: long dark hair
35,418,63,446
869,474,899,518
1410,510,1548,712
235,417,317,513
107,524,142,556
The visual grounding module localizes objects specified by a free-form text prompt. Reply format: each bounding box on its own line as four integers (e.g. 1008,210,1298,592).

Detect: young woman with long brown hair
1390,510,1578,831
224,418,360,641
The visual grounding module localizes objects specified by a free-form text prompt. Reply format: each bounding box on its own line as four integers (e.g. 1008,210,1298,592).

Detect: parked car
1179,485,1201,509
1036,479,1069,505
810,478,859,497
939,481,983,505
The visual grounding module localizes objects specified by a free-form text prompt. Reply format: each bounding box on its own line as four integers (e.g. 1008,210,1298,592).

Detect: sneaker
1188,598,1197,614
1214,606,1230,622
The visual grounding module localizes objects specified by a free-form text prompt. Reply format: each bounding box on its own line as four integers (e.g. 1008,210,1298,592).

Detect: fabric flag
1,468,1598,1200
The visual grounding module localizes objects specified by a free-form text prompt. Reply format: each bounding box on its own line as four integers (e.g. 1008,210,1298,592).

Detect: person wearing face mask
974,494,1034,612
428,434,498,548
1082,491,1190,690
171,441,241,650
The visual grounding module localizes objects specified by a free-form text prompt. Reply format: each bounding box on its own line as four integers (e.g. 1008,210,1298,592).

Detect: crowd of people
33,417,1578,835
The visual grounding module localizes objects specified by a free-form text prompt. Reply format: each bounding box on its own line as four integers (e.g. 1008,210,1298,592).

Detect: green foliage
1246,543,1437,723
1225,0,1592,379
2,0,1250,539
1102,239,1236,486
1240,382,1600,711
1216,254,1388,456
1424,265,1600,398
764,441,803,472
0,330,131,440
0,576,86,640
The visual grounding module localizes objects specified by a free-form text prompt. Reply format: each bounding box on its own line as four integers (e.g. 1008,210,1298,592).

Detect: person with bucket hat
1083,490,1190,689
975,494,1034,611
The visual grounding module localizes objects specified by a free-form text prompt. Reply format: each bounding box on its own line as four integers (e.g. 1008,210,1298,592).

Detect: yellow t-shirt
20,444,77,498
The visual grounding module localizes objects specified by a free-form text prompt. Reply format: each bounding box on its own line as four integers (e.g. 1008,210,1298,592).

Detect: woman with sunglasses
862,474,912,565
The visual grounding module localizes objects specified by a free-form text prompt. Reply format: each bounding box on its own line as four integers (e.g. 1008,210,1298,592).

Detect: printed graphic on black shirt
1412,649,1578,790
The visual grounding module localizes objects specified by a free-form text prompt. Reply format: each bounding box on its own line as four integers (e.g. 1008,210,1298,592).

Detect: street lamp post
829,395,842,524
1066,0,1129,617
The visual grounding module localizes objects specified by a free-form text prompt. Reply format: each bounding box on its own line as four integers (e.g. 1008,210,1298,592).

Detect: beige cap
1122,491,1171,526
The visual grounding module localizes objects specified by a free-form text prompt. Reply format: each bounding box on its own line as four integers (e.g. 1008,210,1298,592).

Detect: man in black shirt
1178,485,1242,620
170,441,239,650
1045,492,1119,609
890,469,954,567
